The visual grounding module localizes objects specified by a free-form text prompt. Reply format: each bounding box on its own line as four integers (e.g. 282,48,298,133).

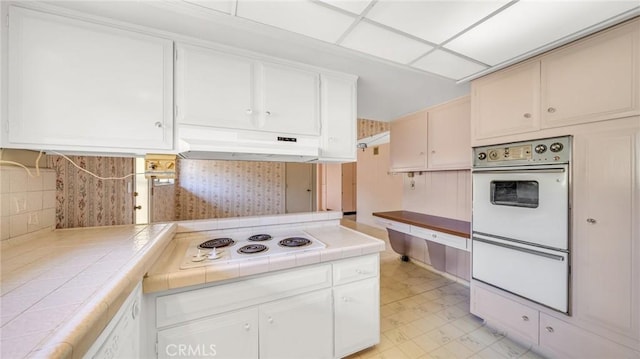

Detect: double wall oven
472,136,571,313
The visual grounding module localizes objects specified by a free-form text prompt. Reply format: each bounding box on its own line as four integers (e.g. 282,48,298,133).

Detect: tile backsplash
1,167,56,241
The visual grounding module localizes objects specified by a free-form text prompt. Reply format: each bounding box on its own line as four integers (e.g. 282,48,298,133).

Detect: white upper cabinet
319,74,357,161
258,63,320,136
176,43,320,137
541,19,640,128
7,6,173,152
471,61,541,141
471,18,639,144
176,44,255,131
389,110,429,172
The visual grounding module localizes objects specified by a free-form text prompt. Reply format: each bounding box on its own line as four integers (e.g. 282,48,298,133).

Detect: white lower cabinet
147,255,380,359
260,289,333,359
334,278,379,358
157,308,259,359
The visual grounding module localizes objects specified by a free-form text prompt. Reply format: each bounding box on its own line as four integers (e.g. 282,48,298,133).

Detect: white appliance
180,230,326,269
177,125,320,162
472,136,571,313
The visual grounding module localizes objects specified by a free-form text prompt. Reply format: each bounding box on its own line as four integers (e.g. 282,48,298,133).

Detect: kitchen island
0,211,385,359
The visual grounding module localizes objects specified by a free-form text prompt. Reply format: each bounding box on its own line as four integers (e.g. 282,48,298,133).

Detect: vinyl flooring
340,219,546,359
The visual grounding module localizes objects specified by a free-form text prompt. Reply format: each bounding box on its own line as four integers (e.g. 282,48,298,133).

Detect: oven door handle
473,237,566,261
473,168,565,174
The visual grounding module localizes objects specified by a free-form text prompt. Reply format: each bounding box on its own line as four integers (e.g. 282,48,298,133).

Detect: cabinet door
572,121,640,349
259,289,333,359
471,61,540,141
334,278,380,358
540,313,639,358
389,110,428,171
7,7,173,151
319,74,357,161
176,44,255,130
258,63,320,136
427,96,471,169
157,308,259,359
541,19,639,128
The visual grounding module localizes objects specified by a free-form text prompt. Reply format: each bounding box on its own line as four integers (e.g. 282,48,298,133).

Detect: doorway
285,163,316,213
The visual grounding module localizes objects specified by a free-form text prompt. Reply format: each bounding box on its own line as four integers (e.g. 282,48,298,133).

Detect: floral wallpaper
358,118,390,140
174,159,285,220
47,155,135,229
152,183,175,222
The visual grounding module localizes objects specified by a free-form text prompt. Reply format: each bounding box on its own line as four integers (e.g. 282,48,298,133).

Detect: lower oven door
472,233,569,313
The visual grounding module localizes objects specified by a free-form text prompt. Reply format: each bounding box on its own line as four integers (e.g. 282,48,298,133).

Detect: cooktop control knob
488,150,499,160
534,144,547,154
550,142,564,152
478,152,487,160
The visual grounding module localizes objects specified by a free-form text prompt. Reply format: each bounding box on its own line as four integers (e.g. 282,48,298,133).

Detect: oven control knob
550,142,564,152
478,152,487,160
488,150,499,160
534,144,547,154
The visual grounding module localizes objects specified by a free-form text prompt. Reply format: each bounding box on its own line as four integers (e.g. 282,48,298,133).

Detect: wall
47,155,135,229
152,182,175,222
1,166,56,241
324,163,342,212
174,159,285,220
402,170,472,221
356,143,403,227
358,118,390,139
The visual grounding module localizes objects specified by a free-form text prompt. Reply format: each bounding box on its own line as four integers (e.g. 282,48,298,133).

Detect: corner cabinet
389,110,429,172
427,96,471,169
6,6,173,153
471,17,639,144
318,74,358,162
175,43,320,137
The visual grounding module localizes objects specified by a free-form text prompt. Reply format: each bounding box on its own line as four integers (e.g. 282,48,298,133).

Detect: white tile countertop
0,223,176,359
0,211,385,359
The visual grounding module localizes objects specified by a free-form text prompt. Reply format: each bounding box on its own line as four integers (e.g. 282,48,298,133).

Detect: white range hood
177,125,320,162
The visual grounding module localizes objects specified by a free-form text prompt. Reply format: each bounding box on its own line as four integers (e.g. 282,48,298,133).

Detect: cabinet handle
521,315,529,321
545,326,554,333
432,234,437,238
586,218,597,224
244,323,251,331
523,113,532,118
268,316,274,324
154,122,163,128
342,296,350,302
265,111,272,116
547,107,556,113
245,108,253,115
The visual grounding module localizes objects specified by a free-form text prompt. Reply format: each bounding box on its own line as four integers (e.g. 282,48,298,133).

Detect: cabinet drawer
471,286,539,343
410,226,468,251
375,218,411,234
540,313,638,358
333,254,379,286
156,264,332,327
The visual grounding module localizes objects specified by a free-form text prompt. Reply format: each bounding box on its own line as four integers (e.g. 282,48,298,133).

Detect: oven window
490,181,539,208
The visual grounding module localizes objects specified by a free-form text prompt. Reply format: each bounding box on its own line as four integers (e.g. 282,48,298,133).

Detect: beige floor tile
371,346,411,359
397,340,427,359
471,346,509,359
519,349,547,359
450,314,484,334
410,314,448,333
489,337,531,358
422,323,467,346
411,333,443,353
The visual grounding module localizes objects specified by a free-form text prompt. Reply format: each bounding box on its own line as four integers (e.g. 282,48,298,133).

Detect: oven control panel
473,136,571,167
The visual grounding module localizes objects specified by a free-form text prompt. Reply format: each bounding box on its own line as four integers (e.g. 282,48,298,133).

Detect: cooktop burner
198,238,235,249
248,234,272,242
279,237,312,248
237,244,269,254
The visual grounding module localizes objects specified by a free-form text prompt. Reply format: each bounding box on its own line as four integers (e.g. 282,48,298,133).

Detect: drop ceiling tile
445,0,640,66
366,0,509,44
236,0,356,43
318,0,372,15
412,50,488,80
184,0,236,15
341,21,434,64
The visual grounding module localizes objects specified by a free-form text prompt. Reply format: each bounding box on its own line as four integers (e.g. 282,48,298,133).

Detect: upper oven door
472,165,569,250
